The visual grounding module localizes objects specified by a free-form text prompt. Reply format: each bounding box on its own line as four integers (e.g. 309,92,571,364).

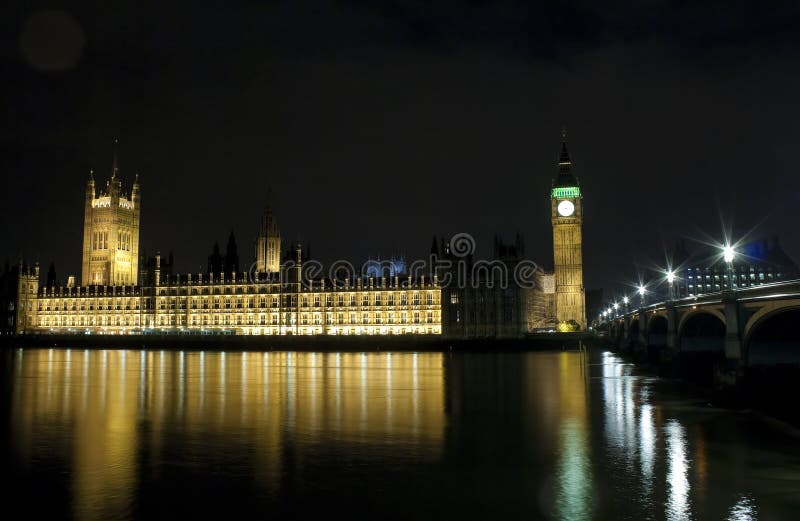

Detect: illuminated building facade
81,146,141,286
551,134,587,330
19,261,441,335
12,168,441,335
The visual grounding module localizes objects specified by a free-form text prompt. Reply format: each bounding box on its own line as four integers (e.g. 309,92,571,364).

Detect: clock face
557,200,575,217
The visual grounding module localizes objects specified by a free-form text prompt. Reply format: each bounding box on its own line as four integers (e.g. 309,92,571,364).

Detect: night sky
3,1,800,294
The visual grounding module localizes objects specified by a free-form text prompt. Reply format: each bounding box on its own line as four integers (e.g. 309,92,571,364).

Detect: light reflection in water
666,419,691,520
6,349,783,520
10,349,446,521
727,495,758,520
639,402,655,492
555,352,592,521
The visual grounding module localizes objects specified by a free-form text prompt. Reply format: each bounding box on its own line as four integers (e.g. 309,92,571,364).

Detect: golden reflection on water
8,349,778,520
554,353,591,521
11,349,445,520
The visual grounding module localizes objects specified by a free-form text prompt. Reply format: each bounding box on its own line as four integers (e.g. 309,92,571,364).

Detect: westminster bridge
597,279,800,411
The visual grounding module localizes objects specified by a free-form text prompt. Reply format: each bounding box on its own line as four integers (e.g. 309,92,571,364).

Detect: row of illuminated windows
34,296,440,312
113,272,133,285
38,299,141,311
117,230,133,251
90,230,133,251
688,280,765,291
687,273,772,281
39,315,142,327
155,294,438,309
302,293,437,307
687,266,778,273
91,231,109,250
38,313,441,329
157,286,439,298
178,311,438,327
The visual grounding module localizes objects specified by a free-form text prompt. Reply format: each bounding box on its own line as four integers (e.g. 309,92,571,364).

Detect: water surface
2,348,799,520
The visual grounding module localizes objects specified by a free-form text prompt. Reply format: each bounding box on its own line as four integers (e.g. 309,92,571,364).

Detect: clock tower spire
551,128,586,330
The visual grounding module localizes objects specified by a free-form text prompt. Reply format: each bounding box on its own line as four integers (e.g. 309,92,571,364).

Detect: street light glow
667,270,675,284
638,285,646,296
723,244,735,264
623,296,629,305
613,302,619,310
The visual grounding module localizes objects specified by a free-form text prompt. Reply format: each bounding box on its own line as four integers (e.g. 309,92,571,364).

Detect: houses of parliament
2,137,587,337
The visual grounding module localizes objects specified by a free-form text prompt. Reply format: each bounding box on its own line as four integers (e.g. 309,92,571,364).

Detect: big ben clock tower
551,130,586,330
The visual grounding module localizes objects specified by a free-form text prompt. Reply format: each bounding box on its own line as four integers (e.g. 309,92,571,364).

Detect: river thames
2,348,798,520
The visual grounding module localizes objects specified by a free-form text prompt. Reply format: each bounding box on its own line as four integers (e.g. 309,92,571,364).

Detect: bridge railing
597,278,800,325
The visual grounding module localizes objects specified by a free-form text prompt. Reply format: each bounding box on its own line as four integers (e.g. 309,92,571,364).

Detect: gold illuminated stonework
81,159,141,286
551,135,587,330
22,274,442,335
8,148,443,336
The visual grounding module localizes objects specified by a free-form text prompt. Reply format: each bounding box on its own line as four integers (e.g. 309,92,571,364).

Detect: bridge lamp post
723,244,736,291
622,295,629,312
666,269,676,300
613,301,619,318
638,284,646,306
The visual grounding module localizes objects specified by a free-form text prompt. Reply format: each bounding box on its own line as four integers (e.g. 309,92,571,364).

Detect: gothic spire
555,126,578,187
111,137,119,179
559,126,571,165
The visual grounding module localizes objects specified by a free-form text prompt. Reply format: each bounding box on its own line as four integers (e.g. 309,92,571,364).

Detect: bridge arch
678,312,725,353
678,312,725,384
677,308,726,339
743,300,800,345
744,307,800,424
745,307,800,367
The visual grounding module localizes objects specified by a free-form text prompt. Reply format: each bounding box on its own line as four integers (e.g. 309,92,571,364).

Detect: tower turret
81,138,142,286
255,191,282,274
